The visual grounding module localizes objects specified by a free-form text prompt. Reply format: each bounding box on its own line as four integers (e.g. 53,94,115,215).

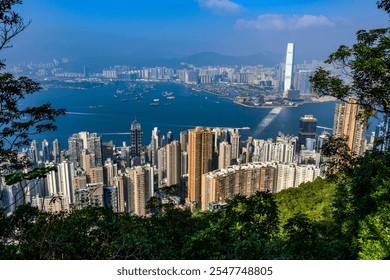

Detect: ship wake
253,107,283,137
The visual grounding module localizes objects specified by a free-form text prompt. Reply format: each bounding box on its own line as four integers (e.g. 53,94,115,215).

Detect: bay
24,81,348,147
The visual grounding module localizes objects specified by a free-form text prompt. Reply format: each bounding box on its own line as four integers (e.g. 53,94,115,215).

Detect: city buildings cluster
3,96,380,216
7,55,328,101
2,44,389,216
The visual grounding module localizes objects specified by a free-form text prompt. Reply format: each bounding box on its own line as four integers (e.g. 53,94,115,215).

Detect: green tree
310,28,389,117
0,1,65,211
0,0,65,175
310,0,389,117
183,192,279,259
309,1,390,259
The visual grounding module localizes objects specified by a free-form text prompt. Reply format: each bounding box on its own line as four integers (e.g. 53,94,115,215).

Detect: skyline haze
3,0,389,66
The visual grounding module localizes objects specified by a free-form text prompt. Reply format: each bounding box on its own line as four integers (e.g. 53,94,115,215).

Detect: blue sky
4,0,389,64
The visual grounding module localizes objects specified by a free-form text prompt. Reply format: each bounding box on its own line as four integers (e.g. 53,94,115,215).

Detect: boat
153,98,160,102
166,96,175,100
162,91,173,97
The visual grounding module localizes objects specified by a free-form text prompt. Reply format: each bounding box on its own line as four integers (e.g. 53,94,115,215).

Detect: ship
162,91,173,97
150,98,160,106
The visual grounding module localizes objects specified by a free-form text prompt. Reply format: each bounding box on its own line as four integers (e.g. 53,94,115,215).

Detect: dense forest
0,1,389,260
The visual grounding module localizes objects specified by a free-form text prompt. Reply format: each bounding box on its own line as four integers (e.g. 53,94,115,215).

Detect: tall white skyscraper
283,43,295,98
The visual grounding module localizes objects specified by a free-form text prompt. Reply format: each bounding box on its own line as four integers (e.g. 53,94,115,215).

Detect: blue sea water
23,81,350,148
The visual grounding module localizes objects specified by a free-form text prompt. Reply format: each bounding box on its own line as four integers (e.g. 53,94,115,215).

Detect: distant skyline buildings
283,43,295,98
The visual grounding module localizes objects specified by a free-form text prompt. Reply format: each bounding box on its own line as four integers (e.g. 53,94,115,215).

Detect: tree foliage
0,1,65,176
310,27,390,117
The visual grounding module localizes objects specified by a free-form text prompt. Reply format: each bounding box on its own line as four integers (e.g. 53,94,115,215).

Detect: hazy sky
4,0,389,64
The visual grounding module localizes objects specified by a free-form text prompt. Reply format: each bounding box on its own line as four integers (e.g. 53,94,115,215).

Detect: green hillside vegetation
275,177,337,226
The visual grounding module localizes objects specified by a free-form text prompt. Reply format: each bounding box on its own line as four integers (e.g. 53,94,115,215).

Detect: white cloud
235,14,335,30
197,0,242,14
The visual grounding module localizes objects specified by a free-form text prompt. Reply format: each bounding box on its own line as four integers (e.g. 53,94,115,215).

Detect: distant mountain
72,51,283,71
180,51,281,67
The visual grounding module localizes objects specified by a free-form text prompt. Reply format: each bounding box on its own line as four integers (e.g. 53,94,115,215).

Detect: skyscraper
87,133,103,166
68,133,84,166
30,140,39,164
298,115,317,151
333,98,367,155
230,132,241,164
130,119,142,164
187,127,214,208
218,141,232,169
283,43,295,98
166,140,181,187
157,147,166,186
150,127,161,166
126,165,154,216
52,139,60,164
297,70,314,99
41,139,50,163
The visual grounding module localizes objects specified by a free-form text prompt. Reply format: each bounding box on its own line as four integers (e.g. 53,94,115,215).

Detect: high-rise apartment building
333,98,367,155
157,147,166,186
201,162,278,211
68,132,102,168
124,164,154,216
150,127,161,166
166,140,181,187
252,135,297,164
57,160,74,205
218,141,232,169
230,132,241,164
283,43,295,98
187,127,214,207
87,133,103,166
180,130,188,153
41,139,50,162
30,140,39,164
52,139,60,164
298,115,317,151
